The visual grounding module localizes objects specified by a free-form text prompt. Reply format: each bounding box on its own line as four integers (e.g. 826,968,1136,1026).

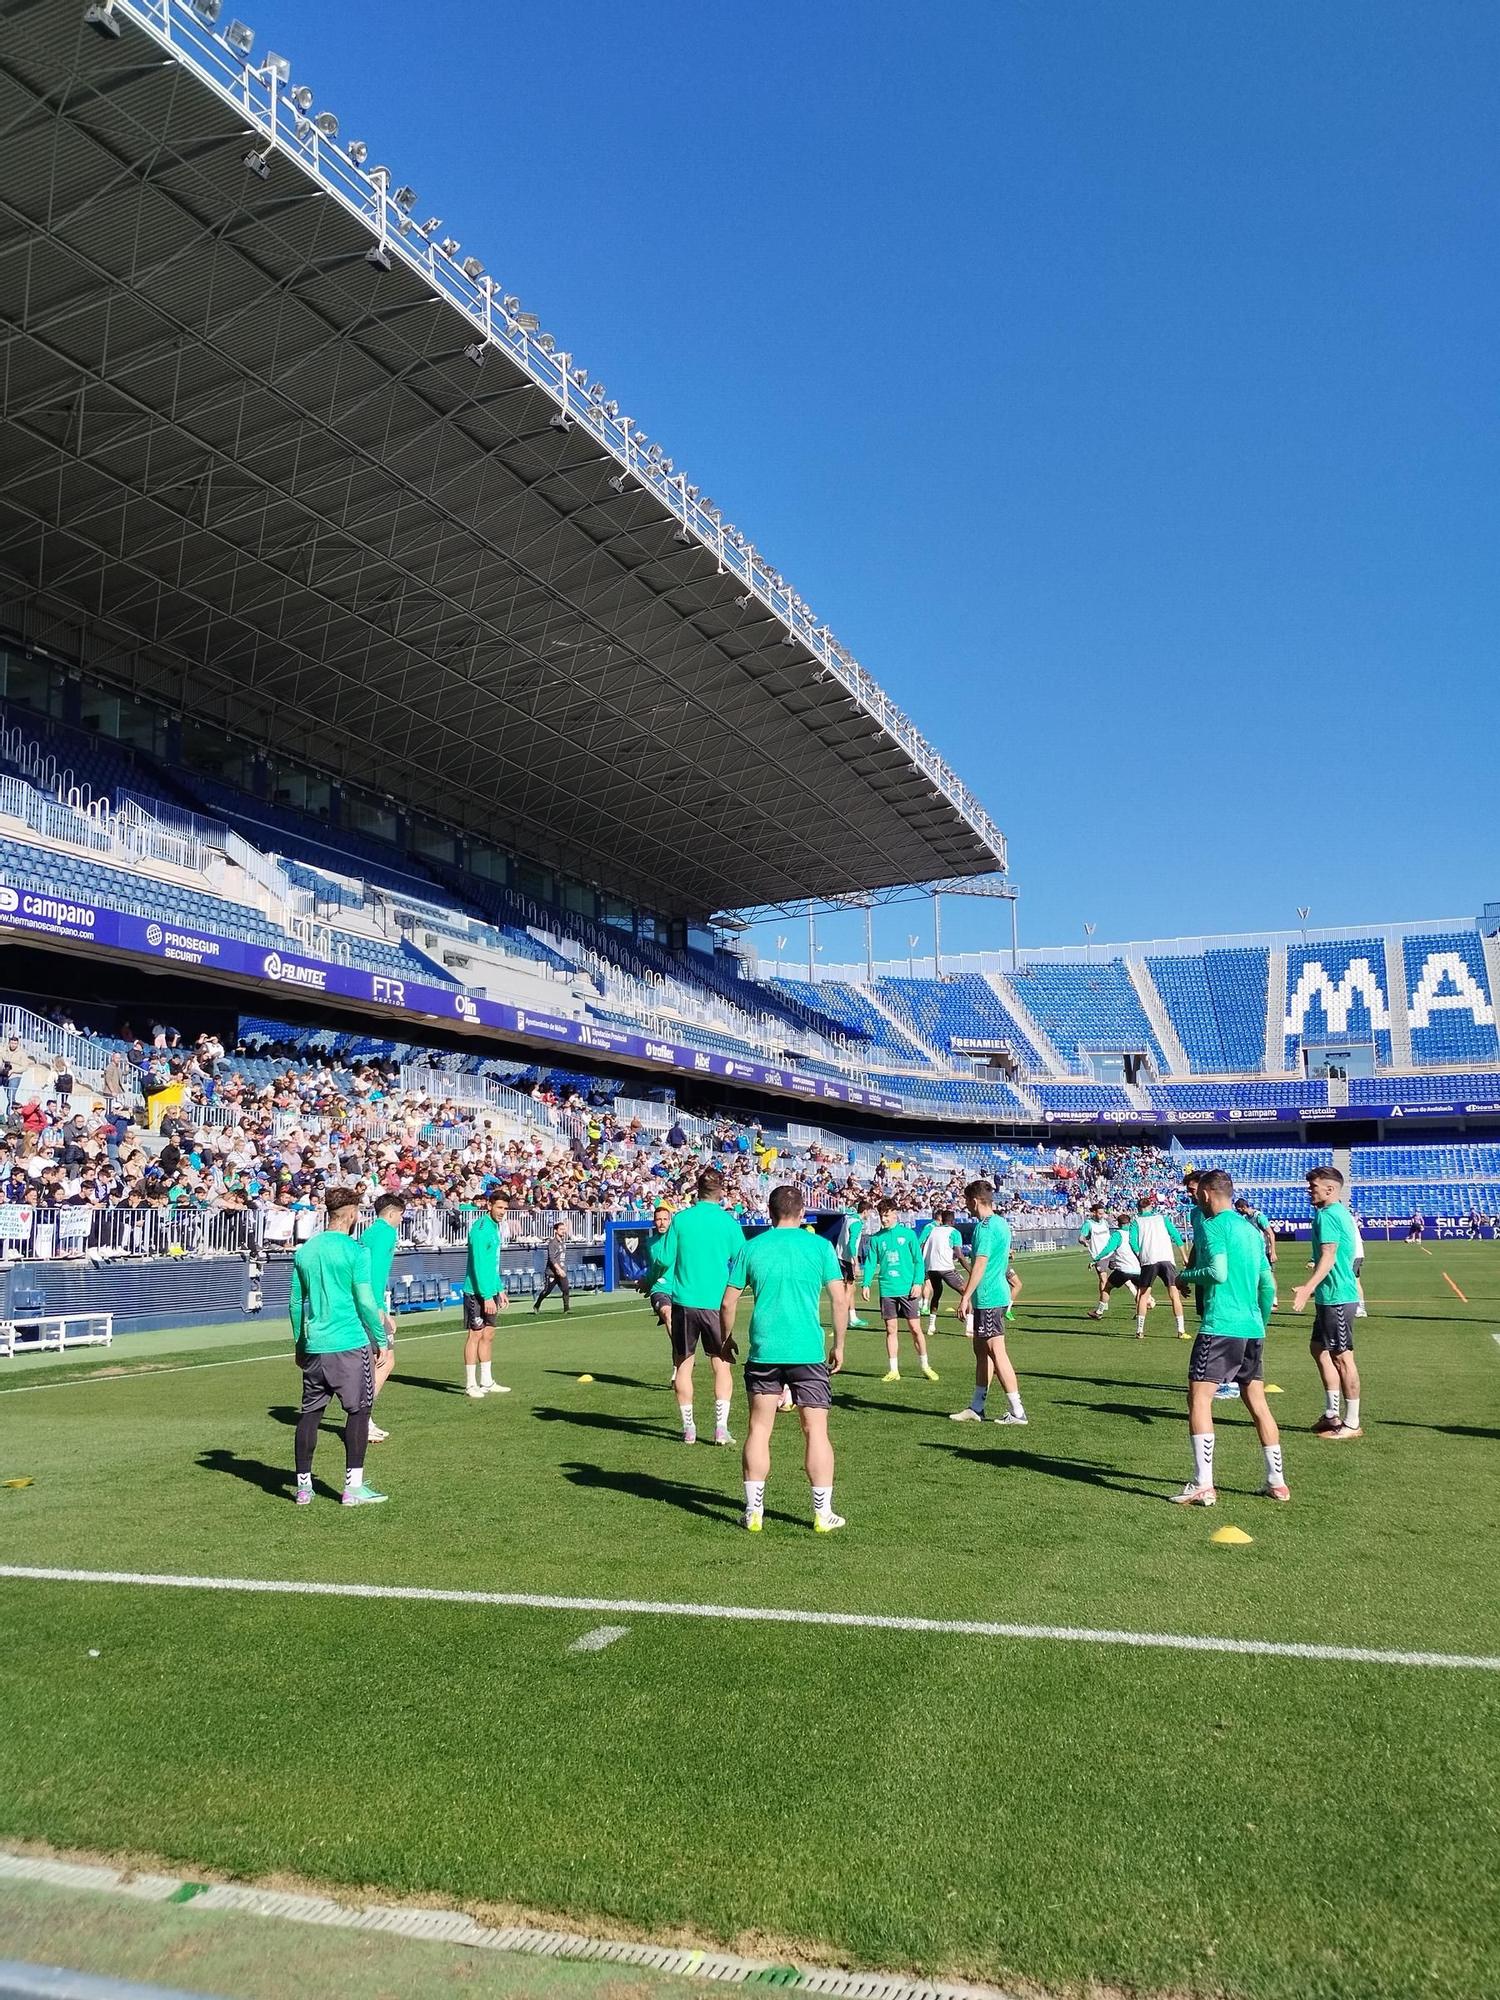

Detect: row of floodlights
80,0,826,635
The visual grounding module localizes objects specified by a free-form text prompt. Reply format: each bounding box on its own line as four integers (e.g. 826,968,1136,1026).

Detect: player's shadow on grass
543,1369,657,1390
534,1404,679,1440
922,1438,1175,1500
1022,1369,1185,1395
834,1390,950,1420
196,1447,339,1502
1378,1418,1500,1441
389,1372,468,1396
1051,1396,1184,1426
560,1460,799,1526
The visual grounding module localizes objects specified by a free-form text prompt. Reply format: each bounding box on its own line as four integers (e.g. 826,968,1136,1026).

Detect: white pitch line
0,1564,1494,1673
0,1299,646,1396
568,1624,629,1653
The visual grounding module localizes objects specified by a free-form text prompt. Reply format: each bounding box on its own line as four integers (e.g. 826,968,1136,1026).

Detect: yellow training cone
3,1477,34,1489
1210,1525,1253,1546
1264,1384,1283,1394
576,1373,594,1383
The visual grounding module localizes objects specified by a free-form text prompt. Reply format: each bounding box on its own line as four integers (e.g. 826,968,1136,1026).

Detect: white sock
1174,1316,1185,1334
714,1398,731,1432
1191,1431,1215,1488
811,1483,833,1518
345,1466,363,1490
744,1479,765,1513
465,1363,478,1391
478,1360,493,1388
1324,1386,1341,1419
679,1401,695,1431
1343,1396,1360,1429
1006,1390,1024,1417
1263,1443,1285,1485
1135,1312,1147,1334
296,1471,312,1491
926,1316,936,1335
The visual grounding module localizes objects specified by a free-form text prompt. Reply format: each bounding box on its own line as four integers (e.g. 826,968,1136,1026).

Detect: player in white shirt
1080,1202,1115,1318
1091,1212,1148,1330
919,1207,965,1336
1351,1212,1368,1318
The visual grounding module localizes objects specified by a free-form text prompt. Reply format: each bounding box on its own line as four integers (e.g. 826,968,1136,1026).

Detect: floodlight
502,295,520,314
686,485,700,501
288,83,313,112
294,117,314,141
588,382,606,403
393,185,416,212
83,2,122,36
604,401,619,418
647,444,664,464
224,18,254,54
437,236,460,257
660,458,674,475
537,332,556,352
263,50,289,82
512,311,540,331
571,367,588,385
312,111,339,137
190,0,222,22
420,217,442,236
461,256,484,279
347,140,369,166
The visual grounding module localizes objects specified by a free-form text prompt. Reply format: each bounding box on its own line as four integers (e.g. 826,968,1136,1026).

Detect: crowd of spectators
0,1010,1200,1260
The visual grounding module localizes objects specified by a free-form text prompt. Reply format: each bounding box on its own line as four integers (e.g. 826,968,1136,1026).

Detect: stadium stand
877,975,1047,1070
1349,1071,1500,1104
1148,947,1269,1073
1282,937,1393,1066
1005,961,1167,1071
1402,931,1500,1067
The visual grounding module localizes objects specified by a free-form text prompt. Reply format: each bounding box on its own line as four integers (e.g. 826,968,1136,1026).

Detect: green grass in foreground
2,1244,1498,2000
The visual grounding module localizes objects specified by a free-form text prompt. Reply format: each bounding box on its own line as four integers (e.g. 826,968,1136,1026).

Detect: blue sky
235,1,1495,967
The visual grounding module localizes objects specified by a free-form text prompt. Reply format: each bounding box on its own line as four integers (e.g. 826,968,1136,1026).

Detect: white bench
0,1311,113,1358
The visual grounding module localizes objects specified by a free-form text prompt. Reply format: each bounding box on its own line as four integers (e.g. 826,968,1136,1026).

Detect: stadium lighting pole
864,904,874,985
1297,905,1310,946
1009,890,1019,972
807,902,817,985
1084,921,1096,965
932,890,943,980
908,934,919,980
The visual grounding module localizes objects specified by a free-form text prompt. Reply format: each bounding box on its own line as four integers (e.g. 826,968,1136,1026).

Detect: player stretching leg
920,1206,963,1337
1080,1203,1114,1318
949,1181,1027,1425
663,1168,747,1445
1130,1195,1187,1338
723,1184,850,1533
1171,1170,1287,1505
1293,1166,1364,1439
290,1186,391,1506
360,1191,403,1442
1092,1213,1147,1332
862,1199,938,1383
461,1191,511,1398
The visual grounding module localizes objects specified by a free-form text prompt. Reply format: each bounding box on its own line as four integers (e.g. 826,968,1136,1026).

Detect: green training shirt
863,1223,923,1298
289,1230,387,1355
664,1200,748,1309
742,1226,841,1367
645,1229,674,1298
1180,1208,1274,1340
463,1213,503,1298
969,1212,1014,1310
1310,1199,1360,1305
361,1216,399,1303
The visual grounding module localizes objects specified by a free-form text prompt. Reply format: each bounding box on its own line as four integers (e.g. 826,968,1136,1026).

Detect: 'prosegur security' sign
0,890,906,1114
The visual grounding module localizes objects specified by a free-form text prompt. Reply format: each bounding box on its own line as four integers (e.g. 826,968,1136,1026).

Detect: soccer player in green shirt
1171,1170,1287,1505
949,1180,1028,1424
1292,1165,1363,1440
361,1191,403,1443
462,1191,511,1399
640,1203,676,1373
861,1198,938,1384
289,1186,391,1506
722,1182,849,1533
663,1167,748,1446
840,1203,872,1328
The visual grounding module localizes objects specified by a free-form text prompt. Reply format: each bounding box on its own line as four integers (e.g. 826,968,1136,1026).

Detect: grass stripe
2,1563,1495,1673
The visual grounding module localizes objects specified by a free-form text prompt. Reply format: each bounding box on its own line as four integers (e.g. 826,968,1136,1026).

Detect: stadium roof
0,0,1008,918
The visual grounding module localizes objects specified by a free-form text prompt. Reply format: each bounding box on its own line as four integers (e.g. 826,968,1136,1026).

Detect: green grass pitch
2,1243,1497,2000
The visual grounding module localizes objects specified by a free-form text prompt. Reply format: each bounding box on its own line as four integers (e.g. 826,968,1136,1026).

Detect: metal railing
91,0,1007,877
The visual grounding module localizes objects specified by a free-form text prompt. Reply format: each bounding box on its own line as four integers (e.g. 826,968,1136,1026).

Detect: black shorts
1188,1334,1264,1387
880,1295,921,1321
671,1303,731,1363
744,1361,831,1408
1312,1302,1357,1355
926,1269,959,1299
649,1290,673,1315
463,1292,501,1331
839,1257,857,1284
1353,1257,1364,1277
1105,1269,1140,1293
299,1345,375,1417
972,1305,1009,1340
1137,1261,1179,1290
